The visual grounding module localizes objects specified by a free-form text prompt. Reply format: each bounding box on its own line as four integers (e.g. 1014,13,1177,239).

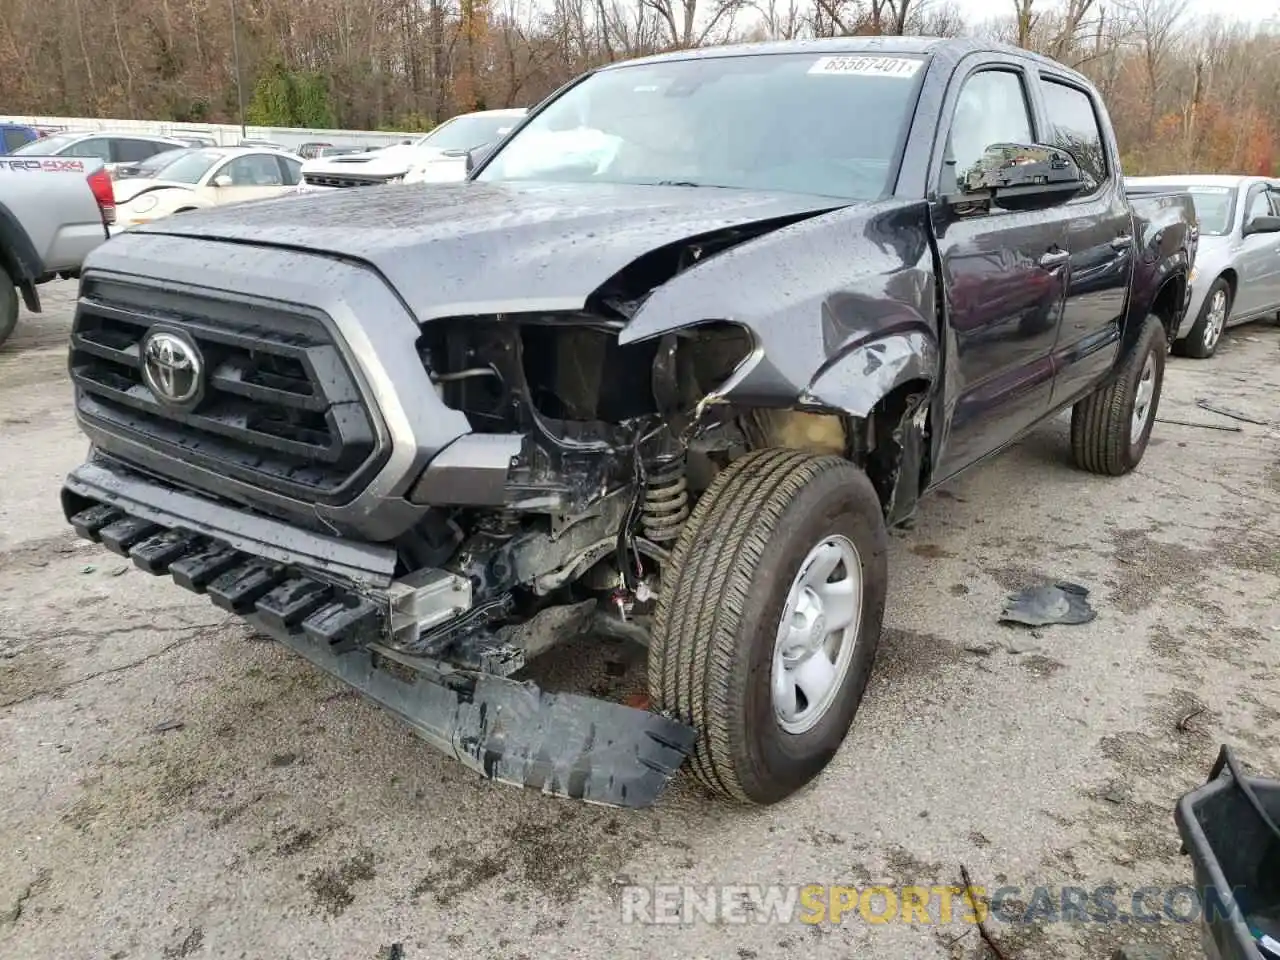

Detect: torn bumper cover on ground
60,460,697,809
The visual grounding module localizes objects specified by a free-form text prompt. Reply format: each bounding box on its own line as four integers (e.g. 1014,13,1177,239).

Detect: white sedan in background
297,108,528,191
111,147,303,231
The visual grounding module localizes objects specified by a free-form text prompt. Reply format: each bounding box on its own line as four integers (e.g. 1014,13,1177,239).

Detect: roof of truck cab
603,36,1094,81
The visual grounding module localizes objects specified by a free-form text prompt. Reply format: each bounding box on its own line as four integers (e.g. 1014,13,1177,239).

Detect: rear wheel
0,270,18,349
1070,314,1166,476
1175,277,1230,359
649,448,888,805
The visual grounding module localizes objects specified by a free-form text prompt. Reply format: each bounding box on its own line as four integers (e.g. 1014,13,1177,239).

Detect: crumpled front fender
801,328,938,417
617,199,940,418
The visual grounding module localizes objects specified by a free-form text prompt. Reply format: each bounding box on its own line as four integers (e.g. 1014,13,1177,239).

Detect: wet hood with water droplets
131,181,849,321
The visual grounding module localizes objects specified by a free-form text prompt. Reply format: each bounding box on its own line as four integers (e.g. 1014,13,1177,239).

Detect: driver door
207,153,287,206
1233,182,1280,318
930,62,1073,480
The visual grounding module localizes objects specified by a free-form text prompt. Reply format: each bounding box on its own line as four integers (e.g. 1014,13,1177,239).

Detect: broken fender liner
256,614,697,808
999,581,1097,627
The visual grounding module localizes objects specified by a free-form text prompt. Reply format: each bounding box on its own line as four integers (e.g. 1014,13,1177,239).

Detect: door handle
1111,234,1133,249
1039,249,1071,269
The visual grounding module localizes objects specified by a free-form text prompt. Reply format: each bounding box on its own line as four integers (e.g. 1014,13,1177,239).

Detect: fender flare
799,328,939,418
0,201,45,312
1128,266,1188,350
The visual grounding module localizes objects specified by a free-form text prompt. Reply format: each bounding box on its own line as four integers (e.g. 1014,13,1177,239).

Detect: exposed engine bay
400,309,771,672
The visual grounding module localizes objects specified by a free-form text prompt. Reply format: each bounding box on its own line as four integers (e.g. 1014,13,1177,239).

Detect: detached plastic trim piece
261,617,698,809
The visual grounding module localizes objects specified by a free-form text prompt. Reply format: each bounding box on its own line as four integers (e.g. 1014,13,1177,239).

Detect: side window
1039,78,1107,191
277,156,302,186
221,154,285,186
3,128,29,152
113,139,164,163
946,70,1034,193
64,138,111,161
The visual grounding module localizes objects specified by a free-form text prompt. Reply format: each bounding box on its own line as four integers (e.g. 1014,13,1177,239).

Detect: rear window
10,132,82,156
3,128,32,152
114,139,169,163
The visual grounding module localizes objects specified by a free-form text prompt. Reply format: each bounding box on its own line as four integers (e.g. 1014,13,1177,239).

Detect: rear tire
1174,277,1230,359
0,272,18,349
1070,314,1166,476
649,448,888,805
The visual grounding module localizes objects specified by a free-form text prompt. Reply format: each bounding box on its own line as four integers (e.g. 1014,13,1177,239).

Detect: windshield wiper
654,179,702,187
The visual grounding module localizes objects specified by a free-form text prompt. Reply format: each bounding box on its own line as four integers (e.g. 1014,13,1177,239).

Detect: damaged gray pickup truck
61,38,1196,809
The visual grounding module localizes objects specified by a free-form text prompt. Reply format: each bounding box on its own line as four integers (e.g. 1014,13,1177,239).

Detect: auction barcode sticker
808,55,922,77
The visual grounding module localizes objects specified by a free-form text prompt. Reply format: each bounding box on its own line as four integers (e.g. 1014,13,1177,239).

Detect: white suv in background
9,132,190,178
297,108,527,192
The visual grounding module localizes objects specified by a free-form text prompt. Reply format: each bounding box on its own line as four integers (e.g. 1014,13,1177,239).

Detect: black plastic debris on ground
1196,397,1271,426
999,581,1097,627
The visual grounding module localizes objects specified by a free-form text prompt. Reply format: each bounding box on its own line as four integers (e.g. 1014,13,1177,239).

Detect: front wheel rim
1130,352,1156,443
771,535,863,735
1204,289,1228,349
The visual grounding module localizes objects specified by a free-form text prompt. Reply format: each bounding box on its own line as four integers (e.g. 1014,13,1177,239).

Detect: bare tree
753,0,805,39
642,0,747,46
0,0,1278,179
1126,0,1189,137
1012,0,1036,47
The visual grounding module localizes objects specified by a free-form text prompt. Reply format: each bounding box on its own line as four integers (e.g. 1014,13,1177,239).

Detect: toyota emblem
141,329,203,406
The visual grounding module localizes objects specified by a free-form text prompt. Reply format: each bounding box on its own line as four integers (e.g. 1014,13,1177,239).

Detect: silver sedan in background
1126,174,1280,357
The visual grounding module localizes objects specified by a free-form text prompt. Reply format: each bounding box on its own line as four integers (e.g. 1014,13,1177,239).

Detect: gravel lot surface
2,281,1278,960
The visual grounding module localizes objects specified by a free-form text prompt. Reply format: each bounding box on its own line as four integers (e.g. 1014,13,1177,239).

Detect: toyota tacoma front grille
69,276,383,505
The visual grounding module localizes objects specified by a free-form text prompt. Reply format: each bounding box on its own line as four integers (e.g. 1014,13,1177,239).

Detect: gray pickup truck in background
0,156,113,347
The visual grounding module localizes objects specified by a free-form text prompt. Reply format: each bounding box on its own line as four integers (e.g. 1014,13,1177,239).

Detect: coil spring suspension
642,456,690,544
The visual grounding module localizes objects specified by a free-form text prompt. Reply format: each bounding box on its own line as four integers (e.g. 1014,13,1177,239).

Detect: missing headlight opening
410,315,758,627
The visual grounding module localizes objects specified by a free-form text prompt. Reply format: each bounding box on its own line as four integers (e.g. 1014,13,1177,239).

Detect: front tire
1175,277,1230,359
1070,314,1166,476
0,271,18,349
649,448,888,805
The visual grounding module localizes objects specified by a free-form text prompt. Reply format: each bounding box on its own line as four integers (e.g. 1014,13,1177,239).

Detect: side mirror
948,142,1086,211
1243,214,1280,236
464,142,496,176
212,174,232,187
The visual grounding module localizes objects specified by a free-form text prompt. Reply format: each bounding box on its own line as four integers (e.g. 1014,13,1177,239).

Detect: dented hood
131,181,846,321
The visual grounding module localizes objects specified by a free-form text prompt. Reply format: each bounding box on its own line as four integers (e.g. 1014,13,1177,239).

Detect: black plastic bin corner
1175,746,1280,960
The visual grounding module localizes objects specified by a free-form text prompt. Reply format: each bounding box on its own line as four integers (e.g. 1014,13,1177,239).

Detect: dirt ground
1,280,1278,960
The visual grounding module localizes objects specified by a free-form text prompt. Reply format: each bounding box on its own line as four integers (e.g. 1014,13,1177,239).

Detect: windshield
418,114,523,152
477,53,925,199
11,133,82,156
151,149,225,184
1185,186,1236,235
1128,183,1236,236
136,148,191,176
